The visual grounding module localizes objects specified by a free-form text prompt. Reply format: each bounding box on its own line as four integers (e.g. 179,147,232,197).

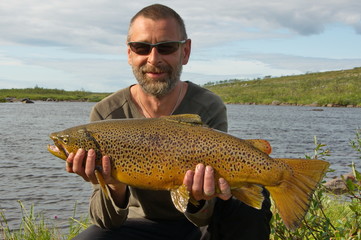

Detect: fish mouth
47,135,69,160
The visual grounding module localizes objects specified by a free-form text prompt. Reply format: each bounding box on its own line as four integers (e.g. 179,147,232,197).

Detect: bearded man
68,4,272,240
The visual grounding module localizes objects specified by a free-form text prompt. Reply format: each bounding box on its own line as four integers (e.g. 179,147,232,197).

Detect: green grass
0,86,110,102
204,67,361,106
0,201,89,240
1,67,361,106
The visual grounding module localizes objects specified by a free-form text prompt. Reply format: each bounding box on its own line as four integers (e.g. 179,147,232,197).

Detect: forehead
129,16,182,42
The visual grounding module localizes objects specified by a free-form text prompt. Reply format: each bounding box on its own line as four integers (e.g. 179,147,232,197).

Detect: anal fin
231,184,264,209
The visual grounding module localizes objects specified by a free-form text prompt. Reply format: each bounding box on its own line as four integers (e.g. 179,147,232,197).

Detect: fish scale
48,113,329,229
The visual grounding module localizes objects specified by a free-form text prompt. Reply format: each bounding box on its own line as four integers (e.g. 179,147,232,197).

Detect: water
0,102,360,230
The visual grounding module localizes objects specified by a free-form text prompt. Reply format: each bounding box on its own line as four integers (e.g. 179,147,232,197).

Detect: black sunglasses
128,40,187,55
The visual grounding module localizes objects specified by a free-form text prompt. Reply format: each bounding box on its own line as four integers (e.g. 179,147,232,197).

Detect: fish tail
265,158,329,229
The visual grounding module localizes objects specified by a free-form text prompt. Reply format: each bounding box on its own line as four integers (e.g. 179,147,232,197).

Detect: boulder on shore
324,172,359,194
21,98,34,103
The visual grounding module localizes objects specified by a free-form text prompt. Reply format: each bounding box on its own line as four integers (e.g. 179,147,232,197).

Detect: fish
47,114,329,229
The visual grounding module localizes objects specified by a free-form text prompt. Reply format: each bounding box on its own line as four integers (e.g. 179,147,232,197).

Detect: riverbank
1,67,360,106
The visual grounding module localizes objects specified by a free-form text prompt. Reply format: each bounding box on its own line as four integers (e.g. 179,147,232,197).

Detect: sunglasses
128,40,187,55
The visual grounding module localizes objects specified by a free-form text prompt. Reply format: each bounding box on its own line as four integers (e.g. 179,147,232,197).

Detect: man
68,4,271,240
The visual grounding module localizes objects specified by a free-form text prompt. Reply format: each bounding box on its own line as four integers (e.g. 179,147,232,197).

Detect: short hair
127,4,188,41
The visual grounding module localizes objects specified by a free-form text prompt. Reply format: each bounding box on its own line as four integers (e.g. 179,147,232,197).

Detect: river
0,102,360,230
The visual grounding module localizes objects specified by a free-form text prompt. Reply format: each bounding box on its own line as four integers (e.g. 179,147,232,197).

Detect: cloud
1,0,360,52
1,0,360,92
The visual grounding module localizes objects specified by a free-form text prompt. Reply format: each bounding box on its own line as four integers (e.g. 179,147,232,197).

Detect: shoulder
186,82,224,108
90,87,131,121
181,82,227,132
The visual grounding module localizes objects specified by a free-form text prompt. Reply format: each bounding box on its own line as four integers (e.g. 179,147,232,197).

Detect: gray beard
132,63,183,98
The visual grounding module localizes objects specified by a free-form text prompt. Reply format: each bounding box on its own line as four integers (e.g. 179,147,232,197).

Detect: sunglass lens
157,42,179,54
129,43,151,55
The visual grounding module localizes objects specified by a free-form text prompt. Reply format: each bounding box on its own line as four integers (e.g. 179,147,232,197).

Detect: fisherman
67,4,272,240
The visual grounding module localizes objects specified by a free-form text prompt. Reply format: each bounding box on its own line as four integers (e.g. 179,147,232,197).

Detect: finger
102,155,112,181
183,170,194,192
192,163,205,200
66,152,74,173
218,178,232,200
72,149,88,181
84,149,98,184
203,166,215,196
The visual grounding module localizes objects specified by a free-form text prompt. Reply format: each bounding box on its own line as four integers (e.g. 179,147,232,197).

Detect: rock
21,98,34,103
324,172,358,194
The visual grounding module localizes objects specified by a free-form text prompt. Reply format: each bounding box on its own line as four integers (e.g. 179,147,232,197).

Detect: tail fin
265,158,329,229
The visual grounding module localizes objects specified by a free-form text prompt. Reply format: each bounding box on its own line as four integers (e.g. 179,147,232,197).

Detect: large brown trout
47,114,329,229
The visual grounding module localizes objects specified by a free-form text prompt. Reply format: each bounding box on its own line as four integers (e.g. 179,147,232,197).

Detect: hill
204,67,361,107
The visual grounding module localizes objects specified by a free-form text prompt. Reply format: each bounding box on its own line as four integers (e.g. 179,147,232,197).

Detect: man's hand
66,149,127,206
183,163,232,201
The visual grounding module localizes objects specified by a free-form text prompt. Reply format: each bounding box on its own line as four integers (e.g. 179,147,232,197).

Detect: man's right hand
66,149,128,207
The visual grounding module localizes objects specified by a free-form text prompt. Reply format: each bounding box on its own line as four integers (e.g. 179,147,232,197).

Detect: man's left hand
183,163,232,201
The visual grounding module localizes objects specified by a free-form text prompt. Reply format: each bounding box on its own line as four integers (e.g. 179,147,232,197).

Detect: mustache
141,65,171,73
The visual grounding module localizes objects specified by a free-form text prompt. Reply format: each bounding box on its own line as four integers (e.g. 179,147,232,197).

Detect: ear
127,46,133,65
181,39,191,65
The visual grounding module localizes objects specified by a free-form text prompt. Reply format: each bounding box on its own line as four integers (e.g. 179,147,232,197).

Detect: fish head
47,126,98,161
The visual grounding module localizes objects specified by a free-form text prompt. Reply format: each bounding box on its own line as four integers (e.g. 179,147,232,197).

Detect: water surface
0,102,360,229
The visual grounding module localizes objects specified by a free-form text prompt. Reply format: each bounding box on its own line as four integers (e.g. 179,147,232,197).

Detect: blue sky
0,0,360,92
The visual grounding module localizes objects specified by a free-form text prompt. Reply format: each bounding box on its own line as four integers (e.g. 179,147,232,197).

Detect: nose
147,46,162,65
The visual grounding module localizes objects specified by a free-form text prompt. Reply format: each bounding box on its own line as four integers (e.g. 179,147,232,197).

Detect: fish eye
60,135,70,145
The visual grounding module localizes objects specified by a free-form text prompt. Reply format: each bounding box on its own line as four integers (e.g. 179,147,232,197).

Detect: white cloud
1,0,360,51
0,0,360,91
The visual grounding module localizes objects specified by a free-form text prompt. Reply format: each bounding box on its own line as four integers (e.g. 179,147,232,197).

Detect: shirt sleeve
89,185,131,229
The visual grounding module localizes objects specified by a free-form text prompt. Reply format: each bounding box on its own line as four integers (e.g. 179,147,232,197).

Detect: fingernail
219,178,226,185
88,149,94,156
206,166,213,173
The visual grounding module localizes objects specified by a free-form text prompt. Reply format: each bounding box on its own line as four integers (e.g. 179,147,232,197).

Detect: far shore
3,97,361,108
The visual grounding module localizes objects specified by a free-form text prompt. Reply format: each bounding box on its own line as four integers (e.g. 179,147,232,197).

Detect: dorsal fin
245,139,272,154
162,114,203,126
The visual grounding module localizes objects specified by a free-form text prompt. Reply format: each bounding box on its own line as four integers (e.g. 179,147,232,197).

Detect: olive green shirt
88,81,227,229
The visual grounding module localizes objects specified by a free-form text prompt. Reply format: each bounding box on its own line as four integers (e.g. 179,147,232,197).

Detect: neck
132,81,186,118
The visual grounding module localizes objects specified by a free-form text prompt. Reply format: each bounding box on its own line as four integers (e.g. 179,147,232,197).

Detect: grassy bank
1,67,361,106
0,87,109,103
204,67,361,107
1,130,360,239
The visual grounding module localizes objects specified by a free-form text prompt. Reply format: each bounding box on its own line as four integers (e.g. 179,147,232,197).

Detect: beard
132,62,183,98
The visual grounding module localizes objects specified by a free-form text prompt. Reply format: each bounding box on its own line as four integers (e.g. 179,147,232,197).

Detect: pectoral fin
94,168,110,200
170,185,198,212
231,184,264,209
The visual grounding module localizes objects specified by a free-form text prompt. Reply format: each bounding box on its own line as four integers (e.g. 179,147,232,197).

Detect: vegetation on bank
204,67,361,107
0,86,110,103
1,67,360,106
1,130,360,239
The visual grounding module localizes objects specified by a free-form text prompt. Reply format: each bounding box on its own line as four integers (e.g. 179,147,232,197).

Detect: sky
0,0,360,92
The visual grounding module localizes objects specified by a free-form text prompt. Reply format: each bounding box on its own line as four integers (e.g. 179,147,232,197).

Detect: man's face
127,16,191,97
